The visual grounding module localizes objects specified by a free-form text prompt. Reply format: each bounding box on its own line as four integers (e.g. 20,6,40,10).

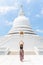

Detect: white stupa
0,6,43,55
9,5,34,35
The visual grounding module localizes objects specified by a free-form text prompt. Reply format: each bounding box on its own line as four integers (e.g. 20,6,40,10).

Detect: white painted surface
0,55,43,65
0,34,43,51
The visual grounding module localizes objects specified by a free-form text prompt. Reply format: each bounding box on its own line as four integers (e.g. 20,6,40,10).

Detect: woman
19,41,24,62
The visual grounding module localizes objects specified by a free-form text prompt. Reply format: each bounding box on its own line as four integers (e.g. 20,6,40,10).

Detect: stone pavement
0,55,43,65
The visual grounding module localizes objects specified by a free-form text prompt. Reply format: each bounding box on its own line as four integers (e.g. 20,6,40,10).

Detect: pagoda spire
19,5,24,16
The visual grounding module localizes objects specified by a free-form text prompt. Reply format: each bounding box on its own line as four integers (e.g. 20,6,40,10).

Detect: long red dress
20,49,24,61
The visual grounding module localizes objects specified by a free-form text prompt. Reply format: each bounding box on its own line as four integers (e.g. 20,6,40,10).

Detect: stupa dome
9,5,35,35
13,15,30,28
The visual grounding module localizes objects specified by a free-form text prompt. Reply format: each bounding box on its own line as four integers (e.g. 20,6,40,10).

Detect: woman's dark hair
20,44,23,49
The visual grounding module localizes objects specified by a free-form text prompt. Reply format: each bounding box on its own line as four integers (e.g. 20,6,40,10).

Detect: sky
0,0,43,36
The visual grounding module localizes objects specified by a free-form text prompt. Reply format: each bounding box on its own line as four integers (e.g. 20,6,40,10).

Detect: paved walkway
0,55,43,65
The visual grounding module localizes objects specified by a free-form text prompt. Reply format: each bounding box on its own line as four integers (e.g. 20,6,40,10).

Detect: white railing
34,47,39,55
0,47,9,55
34,47,43,55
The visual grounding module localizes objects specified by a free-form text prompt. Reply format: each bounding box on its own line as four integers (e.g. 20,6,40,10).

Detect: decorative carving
19,31,24,35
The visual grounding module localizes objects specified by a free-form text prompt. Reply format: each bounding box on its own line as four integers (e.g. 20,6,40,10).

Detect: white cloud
35,8,43,17
0,6,18,14
0,0,19,14
36,29,43,33
35,14,40,17
26,0,31,3
0,20,13,27
5,21,13,26
0,0,20,14
40,8,43,15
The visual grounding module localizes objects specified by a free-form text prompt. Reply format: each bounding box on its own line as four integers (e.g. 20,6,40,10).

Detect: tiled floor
0,55,43,65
